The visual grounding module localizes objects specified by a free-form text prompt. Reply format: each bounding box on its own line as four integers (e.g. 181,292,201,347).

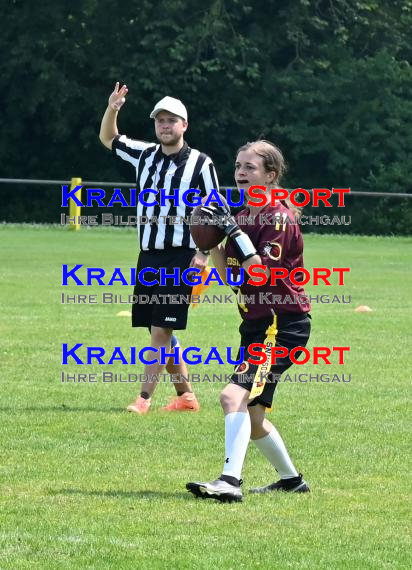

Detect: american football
190,193,229,249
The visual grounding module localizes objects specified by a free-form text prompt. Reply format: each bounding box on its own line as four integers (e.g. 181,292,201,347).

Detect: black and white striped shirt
112,135,219,251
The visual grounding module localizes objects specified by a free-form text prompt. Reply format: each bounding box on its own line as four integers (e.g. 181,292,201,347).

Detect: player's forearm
211,244,228,282
99,106,119,149
242,255,270,278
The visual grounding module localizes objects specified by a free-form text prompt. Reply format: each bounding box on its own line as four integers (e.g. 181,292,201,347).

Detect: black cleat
249,473,310,494
186,479,243,503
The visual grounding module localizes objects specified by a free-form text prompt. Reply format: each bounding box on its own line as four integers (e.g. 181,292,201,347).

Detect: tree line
1,0,411,233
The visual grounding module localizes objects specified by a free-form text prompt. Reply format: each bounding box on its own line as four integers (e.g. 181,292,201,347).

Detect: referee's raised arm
99,82,128,150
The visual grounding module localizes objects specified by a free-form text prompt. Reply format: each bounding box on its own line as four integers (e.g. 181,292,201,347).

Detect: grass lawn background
0,225,411,569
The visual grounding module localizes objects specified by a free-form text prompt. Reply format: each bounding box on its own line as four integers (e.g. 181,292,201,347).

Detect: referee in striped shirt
99,82,219,415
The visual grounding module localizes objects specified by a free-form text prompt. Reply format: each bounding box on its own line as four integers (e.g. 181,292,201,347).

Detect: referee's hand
108,82,128,111
189,251,208,271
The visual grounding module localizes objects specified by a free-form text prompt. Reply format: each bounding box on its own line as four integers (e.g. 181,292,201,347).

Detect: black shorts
230,313,311,408
131,248,196,329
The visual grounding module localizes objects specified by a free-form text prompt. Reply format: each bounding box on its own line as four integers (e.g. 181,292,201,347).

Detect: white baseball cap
150,96,188,121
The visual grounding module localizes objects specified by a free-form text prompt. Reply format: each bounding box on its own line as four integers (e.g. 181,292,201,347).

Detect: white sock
222,412,251,480
253,426,299,479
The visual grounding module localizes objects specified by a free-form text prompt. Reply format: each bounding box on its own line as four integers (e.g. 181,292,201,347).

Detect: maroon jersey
225,202,311,320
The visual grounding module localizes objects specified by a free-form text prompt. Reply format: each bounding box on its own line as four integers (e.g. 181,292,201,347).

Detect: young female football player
187,140,311,502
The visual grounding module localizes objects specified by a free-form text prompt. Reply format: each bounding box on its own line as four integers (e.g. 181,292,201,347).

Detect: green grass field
1,225,411,569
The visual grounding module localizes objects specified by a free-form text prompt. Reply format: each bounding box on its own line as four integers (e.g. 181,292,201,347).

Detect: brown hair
237,140,301,217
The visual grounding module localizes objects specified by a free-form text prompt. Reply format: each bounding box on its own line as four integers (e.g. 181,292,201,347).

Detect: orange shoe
159,392,200,412
126,396,151,415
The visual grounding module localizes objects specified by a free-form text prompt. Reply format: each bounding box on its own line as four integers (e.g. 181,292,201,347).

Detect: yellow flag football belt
249,316,278,400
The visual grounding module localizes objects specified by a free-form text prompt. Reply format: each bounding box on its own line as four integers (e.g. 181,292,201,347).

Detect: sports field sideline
0,225,410,569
